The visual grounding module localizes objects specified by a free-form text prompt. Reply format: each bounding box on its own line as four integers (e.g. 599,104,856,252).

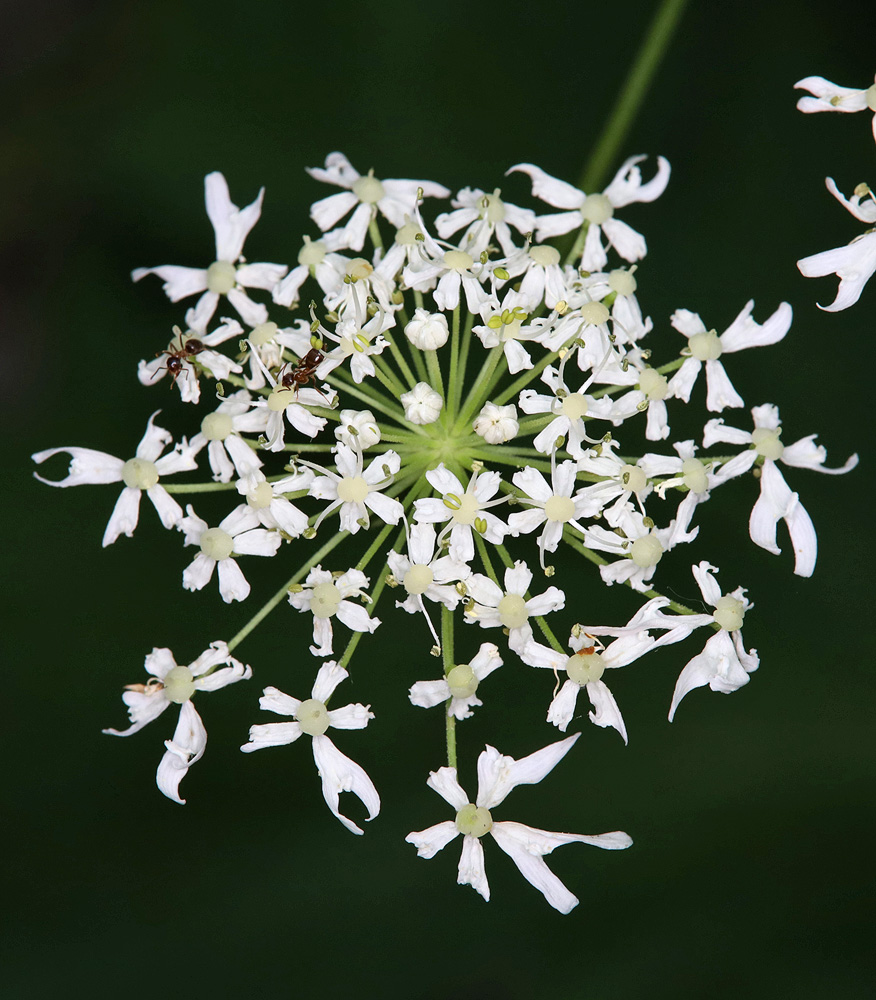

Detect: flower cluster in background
32,100,860,910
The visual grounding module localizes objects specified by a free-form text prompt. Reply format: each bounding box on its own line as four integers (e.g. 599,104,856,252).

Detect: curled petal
156,701,207,805
311,734,380,835
405,821,460,859
457,834,490,901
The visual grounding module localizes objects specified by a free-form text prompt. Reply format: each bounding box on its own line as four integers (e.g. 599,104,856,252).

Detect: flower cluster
34,133,858,911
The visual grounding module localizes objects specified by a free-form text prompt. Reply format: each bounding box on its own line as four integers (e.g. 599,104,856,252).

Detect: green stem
441,605,457,769
448,306,461,421
453,345,505,433
577,0,690,194
473,532,500,586
454,310,475,417
382,328,418,390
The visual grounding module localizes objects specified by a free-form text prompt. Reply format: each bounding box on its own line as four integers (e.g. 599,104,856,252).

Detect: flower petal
311,734,380,835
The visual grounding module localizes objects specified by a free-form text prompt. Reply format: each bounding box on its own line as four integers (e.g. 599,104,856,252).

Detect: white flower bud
405,308,449,350
401,382,444,425
334,409,381,450
473,402,518,444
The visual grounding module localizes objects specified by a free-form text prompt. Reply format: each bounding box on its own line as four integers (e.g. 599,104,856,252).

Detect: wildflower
795,74,876,142
669,562,759,721
241,662,379,834
464,559,565,654
405,309,449,350
509,155,671,270
236,468,313,537
414,464,509,563
400,382,444,425
508,462,592,563
138,320,244,404
32,412,199,547
189,389,267,482
306,443,403,534
703,403,858,576
473,402,518,444
307,152,449,251
103,641,250,804
409,642,503,719
797,179,876,312
132,172,287,327
179,504,282,603
405,734,632,913
387,523,471,615
288,566,380,657
668,301,792,411
435,187,535,256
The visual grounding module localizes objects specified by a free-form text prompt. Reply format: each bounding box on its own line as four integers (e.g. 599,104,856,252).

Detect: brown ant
153,335,205,385
276,348,329,402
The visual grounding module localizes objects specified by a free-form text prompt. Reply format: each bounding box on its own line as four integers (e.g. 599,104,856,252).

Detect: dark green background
4,1,874,997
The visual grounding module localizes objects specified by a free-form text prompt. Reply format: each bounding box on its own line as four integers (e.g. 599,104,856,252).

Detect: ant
276,348,329,402
153,335,205,385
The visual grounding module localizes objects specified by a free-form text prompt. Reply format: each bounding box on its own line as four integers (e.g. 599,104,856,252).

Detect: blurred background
3,1,874,996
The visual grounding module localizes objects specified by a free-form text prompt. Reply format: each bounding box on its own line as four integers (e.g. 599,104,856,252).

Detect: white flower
241,662,379,834
306,442,403,534
496,243,569,311
235,467,313,537
137,321,244,404
435,187,535,256
403,225,495,316
413,463,509,563
508,462,591,564
307,152,449,251
668,300,792,411
797,179,876,312
795,74,876,142
179,504,282,603
472,295,554,374
404,308,449,350
409,642,503,720
473,402,518,444
132,172,287,328
188,389,268,483
314,306,394,385
32,412,199,547
669,562,759,721
703,403,858,576
610,365,682,441
405,734,632,913
400,381,444,425
581,498,699,591
387,522,471,615
103,641,250,804
509,155,671,270
272,234,348,308
288,566,380,657
334,409,381,450
464,559,565,654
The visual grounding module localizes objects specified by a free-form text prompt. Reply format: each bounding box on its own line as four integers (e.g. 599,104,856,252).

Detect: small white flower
272,234,349,308
413,463,509,563
132,172,287,328
435,187,535,256
464,559,565,654
387,522,471,615
334,409,381,450
409,642,503,720
401,382,444,425
497,243,569,311
103,641,251,804
403,224,496,316
314,306,394,385
795,74,876,142
307,152,449,251
306,442,403,534
668,300,792,412
404,308,449,350
508,462,591,564
669,562,759,721
188,389,268,483
241,662,379,834
509,155,671,270
235,467,313,537
703,403,858,576
288,566,380,657
472,294,554,374
405,734,632,913
32,412,199,547
179,504,281,603
797,179,876,312
473,402,518,444
610,365,682,441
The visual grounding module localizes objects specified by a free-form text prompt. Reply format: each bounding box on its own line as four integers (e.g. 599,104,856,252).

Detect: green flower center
403,564,434,595
296,698,330,736
630,534,663,568
681,457,709,494
445,492,481,525
565,649,605,686
200,527,234,561
246,481,274,509
579,301,610,326
163,665,196,704
689,330,722,361
751,427,784,461
446,663,478,699
268,388,296,412
497,593,528,629
529,245,560,268
581,193,613,225
249,321,278,346
352,174,386,205
455,803,492,838
122,457,159,490
311,582,342,619
609,268,637,296
544,495,575,522
201,412,233,441
337,476,370,503
561,393,589,420
443,250,474,272
713,595,745,631
638,368,668,400
298,238,326,266
206,260,236,294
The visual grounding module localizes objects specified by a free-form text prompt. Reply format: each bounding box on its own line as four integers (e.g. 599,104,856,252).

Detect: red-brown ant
276,348,329,401
153,336,205,385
